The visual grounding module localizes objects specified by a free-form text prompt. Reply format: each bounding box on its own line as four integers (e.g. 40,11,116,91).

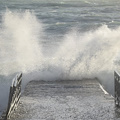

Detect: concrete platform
9,79,120,120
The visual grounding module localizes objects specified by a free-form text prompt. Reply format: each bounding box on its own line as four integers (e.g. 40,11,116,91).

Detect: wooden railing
114,71,120,107
0,73,22,120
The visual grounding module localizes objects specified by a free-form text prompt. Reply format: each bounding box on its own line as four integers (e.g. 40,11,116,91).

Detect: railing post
114,71,120,107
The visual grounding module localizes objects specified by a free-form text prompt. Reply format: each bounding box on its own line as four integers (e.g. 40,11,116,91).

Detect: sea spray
0,10,120,100
0,10,43,75
52,26,120,78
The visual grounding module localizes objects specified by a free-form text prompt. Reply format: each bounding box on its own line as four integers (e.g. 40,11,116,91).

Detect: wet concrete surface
9,79,120,120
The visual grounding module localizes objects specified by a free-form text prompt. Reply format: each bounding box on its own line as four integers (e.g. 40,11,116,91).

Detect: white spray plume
0,10,43,75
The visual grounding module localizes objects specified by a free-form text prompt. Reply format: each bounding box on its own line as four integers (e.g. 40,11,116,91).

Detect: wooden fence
0,73,22,120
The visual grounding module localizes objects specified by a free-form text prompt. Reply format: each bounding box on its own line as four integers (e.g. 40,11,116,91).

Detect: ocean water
0,0,120,111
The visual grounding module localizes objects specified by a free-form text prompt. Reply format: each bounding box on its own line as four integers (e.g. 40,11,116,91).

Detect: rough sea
0,0,120,113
